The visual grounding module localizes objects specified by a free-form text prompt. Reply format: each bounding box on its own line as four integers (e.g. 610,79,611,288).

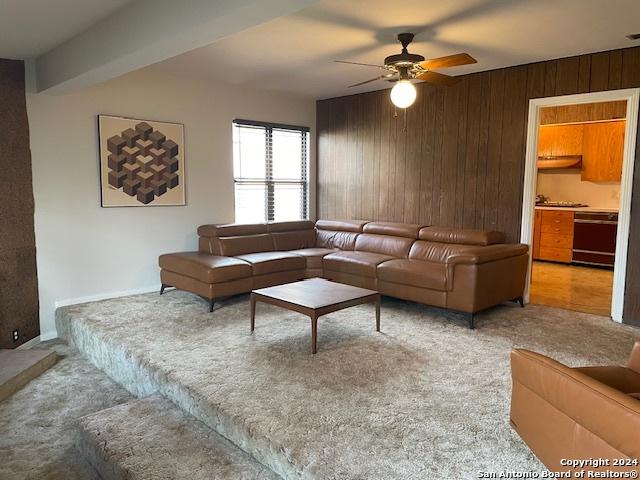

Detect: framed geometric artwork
98,115,186,207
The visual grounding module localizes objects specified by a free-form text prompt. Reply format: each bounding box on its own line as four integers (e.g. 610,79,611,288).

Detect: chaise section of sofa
159,219,529,326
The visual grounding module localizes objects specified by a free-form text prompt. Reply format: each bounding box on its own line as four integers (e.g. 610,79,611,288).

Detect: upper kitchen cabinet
581,120,625,182
538,124,584,158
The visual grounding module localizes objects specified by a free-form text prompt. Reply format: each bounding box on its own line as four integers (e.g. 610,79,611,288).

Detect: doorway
520,89,640,321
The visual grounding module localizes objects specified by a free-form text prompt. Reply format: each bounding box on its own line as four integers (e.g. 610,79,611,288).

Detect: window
233,119,309,223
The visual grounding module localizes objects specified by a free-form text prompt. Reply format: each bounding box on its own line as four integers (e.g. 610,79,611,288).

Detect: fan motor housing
384,52,425,68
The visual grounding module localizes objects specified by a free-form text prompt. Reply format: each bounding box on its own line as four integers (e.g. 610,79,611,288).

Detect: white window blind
233,119,309,223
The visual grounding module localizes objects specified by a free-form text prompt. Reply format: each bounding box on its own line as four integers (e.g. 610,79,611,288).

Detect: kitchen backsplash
536,170,620,209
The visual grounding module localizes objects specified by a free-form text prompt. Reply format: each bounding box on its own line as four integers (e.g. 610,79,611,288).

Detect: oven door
572,212,618,267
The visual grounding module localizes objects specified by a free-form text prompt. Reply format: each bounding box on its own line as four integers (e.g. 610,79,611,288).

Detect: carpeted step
77,395,279,480
0,348,57,402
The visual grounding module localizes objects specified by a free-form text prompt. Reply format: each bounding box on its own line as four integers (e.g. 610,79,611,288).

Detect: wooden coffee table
250,278,381,354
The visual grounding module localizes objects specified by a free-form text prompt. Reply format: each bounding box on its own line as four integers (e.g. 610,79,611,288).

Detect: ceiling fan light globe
390,80,416,108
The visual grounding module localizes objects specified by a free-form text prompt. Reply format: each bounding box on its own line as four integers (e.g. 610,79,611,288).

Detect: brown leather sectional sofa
511,344,640,474
159,219,529,327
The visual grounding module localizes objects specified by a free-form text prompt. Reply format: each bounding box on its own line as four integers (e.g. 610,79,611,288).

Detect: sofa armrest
446,244,529,266
511,349,640,459
629,341,640,374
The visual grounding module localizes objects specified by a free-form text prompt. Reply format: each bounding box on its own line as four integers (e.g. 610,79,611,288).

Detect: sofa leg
468,313,475,330
209,299,215,313
160,283,168,295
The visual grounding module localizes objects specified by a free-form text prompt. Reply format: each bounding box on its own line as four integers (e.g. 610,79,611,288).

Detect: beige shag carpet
56,290,639,480
0,341,132,480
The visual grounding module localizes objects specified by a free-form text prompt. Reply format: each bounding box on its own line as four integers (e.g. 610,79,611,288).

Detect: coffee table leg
250,294,256,332
375,295,381,332
310,313,318,354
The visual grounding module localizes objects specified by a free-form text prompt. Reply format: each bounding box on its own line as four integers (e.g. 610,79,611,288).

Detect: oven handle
573,219,618,225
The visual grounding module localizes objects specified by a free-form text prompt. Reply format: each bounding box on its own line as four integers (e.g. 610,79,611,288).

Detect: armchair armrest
629,341,640,374
511,349,640,460
446,244,529,266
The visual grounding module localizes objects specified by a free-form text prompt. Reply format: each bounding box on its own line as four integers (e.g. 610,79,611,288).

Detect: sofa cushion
272,229,316,251
418,227,504,246
574,366,640,394
218,234,274,256
234,251,306,275
316,219,367,232
323,251,395,278
159,252,252,284
355,233,413,258
288,247,335,269
363,221,424,239
409,240,477,263
267,220,315,232
197,223,267,238
316,229,360,250
377,259,447,291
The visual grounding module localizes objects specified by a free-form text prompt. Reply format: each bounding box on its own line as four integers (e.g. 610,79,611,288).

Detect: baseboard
54,285,161,310
40,331,59,342
16,335,42,349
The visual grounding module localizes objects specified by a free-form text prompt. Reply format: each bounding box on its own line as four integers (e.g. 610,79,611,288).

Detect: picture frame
98,115,186,207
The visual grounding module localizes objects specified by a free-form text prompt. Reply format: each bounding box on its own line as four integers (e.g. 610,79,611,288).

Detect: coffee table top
252,278,378,310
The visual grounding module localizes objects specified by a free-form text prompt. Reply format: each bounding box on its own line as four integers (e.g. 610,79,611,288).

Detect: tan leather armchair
510,343,640,475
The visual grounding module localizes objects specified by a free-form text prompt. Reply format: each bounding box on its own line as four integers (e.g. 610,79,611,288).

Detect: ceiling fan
335,33,477,108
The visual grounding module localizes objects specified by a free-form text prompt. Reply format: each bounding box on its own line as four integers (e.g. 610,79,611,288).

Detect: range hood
537,155,582,170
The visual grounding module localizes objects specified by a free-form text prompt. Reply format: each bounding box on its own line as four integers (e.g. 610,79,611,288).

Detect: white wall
536,170,620,209
26,70,315,339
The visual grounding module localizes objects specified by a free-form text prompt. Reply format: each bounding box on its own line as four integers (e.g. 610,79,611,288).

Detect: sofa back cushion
218,234,274,256
363,221,424,239
316,219,367,232
355,233,413,258
272,230,317,251
409,240,478,263
418,227,504,246
198,223,268,238
315,219,367,251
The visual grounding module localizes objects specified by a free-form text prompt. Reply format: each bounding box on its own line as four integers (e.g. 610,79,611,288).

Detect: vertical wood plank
589,51,610,92
543,60,557,97
484,69,505,230
474,72,492,229
463,74,482,228
454,78,470,228
419,84,437,225
621,47,640,88
577,54,591,93
555,56,580,95
608,50,623,90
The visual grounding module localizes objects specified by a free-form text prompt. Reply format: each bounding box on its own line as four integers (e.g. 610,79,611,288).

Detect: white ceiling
0,0,133,59
145,0,640,99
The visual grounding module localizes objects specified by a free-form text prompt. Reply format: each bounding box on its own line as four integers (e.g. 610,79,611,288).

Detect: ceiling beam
34,0,316,93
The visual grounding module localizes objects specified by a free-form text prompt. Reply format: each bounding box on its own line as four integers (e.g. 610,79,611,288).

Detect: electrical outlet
12,329,19,343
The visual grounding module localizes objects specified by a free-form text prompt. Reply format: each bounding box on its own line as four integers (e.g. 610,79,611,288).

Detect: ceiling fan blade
416,71,459,86
348,75,390,88
335,60,387,69
419,53,477,70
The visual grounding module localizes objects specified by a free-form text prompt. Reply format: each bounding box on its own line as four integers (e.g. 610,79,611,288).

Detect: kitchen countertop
535,206,619,213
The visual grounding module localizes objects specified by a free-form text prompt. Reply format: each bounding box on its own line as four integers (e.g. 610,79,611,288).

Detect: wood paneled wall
316,46,640,325
0,59,39,347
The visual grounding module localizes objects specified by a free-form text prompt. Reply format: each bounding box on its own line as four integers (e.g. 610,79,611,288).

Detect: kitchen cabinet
581,120,625,182
533,210,574,263
537,124,583,157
